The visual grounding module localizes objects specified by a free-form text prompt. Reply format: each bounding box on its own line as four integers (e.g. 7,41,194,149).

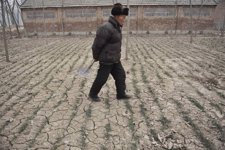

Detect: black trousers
89,61,126,97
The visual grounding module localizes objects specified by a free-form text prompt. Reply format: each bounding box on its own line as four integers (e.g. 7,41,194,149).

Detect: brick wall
22,5,216,33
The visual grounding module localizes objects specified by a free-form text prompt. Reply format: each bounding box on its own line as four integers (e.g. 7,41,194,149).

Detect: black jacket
92,16,122,63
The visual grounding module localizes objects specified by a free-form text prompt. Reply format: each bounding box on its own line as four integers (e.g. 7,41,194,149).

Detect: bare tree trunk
174,0,178,35
61,0,64,35
1,0,10,62
190,0,193,43
0,20,2,26
12,0,16,13
136,7,138,34
17,0,27,37
5,0,21,38
33,0,38,37
85,6,91,37
222,14,225,37
82,0,89,36
126,0,130,60
20,10,27,37
5,1,12,38
195,0,204,36
12,0,19,25
85,8,88,37
80,0,90,36
42,0,46,36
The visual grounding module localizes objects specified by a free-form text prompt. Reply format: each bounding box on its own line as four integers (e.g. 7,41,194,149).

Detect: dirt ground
0,35,225,150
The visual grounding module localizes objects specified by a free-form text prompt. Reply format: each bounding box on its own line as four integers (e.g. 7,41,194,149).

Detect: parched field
0,36,225,150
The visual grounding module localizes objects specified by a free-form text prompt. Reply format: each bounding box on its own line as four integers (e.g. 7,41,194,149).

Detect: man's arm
92,26,110,61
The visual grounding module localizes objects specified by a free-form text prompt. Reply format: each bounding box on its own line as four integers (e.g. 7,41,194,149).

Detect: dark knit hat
111,3,129,16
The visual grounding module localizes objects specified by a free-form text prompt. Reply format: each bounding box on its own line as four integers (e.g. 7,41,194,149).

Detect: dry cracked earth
0,36,225,150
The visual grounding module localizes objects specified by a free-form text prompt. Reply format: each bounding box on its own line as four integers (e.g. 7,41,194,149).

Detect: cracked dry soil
0,36,225,150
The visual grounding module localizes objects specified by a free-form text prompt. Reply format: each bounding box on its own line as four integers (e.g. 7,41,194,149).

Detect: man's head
111,3,129,27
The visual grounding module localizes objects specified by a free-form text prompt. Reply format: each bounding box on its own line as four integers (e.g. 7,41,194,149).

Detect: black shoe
117,94,131,100
89,94,101,102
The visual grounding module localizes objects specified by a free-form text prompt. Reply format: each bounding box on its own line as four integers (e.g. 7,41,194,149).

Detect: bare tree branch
212,0,220,4
5,0,21,37
1,0,10,62
16,0,28,7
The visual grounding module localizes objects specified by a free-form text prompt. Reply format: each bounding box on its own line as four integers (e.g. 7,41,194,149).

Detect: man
89,3,131,102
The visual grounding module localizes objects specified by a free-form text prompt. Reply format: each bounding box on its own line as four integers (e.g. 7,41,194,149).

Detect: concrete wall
21,5,216,33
